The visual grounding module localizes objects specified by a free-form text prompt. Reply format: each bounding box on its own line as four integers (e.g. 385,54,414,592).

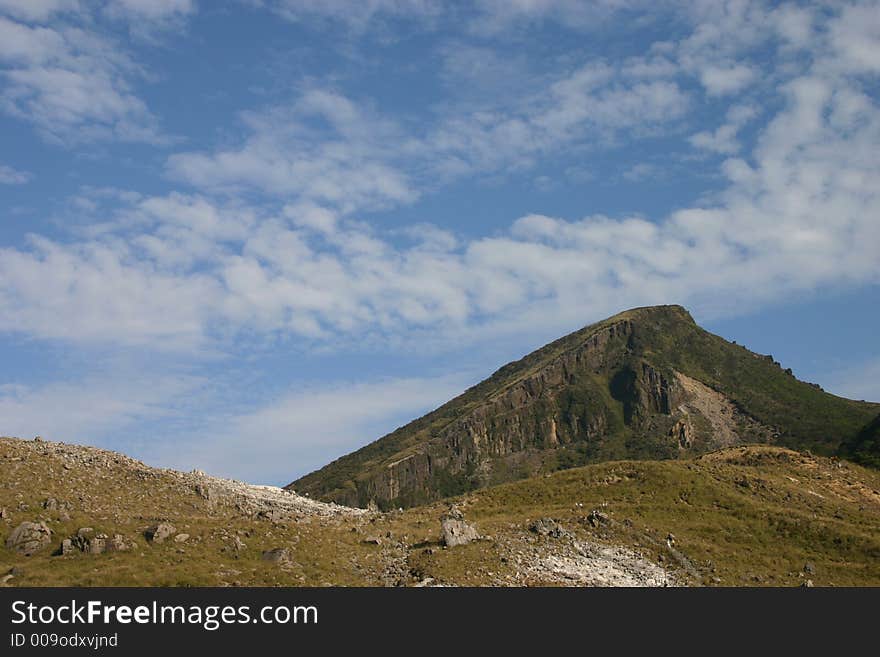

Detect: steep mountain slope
841,413,880,468
291,305,879,508
3,437,879,587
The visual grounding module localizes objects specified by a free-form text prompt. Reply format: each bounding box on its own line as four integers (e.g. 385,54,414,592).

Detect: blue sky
1,0,878,485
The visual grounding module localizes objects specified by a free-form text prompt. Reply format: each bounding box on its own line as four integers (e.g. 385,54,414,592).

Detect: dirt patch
498,533,677,587
675,372,771,448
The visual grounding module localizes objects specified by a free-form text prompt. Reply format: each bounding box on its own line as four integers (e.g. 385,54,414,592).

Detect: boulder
89,534,107,554
108,534,130,552
440,509,479,547
6,521,52,555
144,523,176,544
261,548,291,564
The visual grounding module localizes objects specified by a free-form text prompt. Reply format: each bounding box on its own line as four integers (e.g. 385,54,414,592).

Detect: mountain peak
602,303,695,325
292,305,878,509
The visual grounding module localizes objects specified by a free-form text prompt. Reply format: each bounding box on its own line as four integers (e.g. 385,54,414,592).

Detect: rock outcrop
6,521,52,555
144,523,176,544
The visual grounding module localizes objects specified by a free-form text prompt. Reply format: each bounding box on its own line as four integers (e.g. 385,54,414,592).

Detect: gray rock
261,548,291,563
173,533,190,543
108,534,129,552
587,509,610,527
530,517,566,538
440,514,479,547
803,562,815,575
144,523,176,544
0,508,7,519
6,521,52,555
88,536,106,554
194,483,218,501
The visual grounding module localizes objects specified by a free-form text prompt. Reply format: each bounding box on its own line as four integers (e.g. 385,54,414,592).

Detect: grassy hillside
3,437,879,587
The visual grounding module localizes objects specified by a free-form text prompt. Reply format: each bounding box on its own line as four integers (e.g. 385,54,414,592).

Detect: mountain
3,436,880,586
291,305,879,509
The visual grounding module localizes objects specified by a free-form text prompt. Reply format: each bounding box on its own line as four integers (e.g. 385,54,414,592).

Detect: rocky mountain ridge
292,305,879,508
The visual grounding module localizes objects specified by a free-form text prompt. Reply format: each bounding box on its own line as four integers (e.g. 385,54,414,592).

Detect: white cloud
146,375,471,483
828,2,880,74
0,15,165,144
254,0,438,30
698,63,756,96
689,103,758,154
469,0,640,35
103,0,196,39
0,164,31,184
0,234,220,347
0,368,203,447
168,89,417,212
104,0,195,21
0,1,877,358
622,163,659,181
0,0,80,22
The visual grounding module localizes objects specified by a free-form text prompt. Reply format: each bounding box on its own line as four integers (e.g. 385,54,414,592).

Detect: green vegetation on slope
840,414,880,468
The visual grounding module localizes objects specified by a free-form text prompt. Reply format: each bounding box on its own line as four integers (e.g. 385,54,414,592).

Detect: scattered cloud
0,14,166,144
0,0,80,22
167,89,417,212
102,0,197,39
0,163,31,184
689,103,758,154
252,0,440,32
148,374,471,483
0,368,204,447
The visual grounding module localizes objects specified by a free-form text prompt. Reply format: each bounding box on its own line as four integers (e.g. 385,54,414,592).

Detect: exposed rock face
6,521,52,555
440,508,479,547
144,523,176,544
